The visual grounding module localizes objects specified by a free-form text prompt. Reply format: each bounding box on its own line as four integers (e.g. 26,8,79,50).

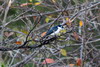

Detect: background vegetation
0,0,100,67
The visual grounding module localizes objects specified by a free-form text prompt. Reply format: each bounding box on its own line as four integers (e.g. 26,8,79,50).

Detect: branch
0,36,57,51
62,2,100,25
11,48,39,67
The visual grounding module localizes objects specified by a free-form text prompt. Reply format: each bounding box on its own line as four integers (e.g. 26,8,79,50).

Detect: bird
43,25,64,37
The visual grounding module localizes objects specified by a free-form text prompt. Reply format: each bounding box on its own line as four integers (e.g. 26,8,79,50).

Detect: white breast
51,27,63,35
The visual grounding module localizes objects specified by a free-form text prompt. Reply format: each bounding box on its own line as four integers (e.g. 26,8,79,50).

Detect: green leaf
60,29,66,33
21,30,28,35
34,2,41,5
60,49,67,56
45,17,50,23
0,62,5,67
29,0,33,2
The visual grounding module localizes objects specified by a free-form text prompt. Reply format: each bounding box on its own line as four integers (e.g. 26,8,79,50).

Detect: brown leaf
42,58,55,64
33,16,37,21
76,58,82,66
41,32,47,37
66,18,72,27
73,32,79,40
69,64,74,67
15,41,22,45
20,3,32,7
4,32,14,37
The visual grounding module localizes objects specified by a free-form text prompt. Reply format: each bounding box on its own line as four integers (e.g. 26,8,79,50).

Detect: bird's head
57,25,63,29
58,25,66,34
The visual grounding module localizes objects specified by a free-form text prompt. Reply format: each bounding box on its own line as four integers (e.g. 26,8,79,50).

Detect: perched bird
43,25,64,37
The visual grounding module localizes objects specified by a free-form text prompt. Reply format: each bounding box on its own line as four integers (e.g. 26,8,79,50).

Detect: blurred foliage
0,0,100,67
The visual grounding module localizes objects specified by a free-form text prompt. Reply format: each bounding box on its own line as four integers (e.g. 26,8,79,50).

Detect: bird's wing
45,29,53,36
45,26,58,36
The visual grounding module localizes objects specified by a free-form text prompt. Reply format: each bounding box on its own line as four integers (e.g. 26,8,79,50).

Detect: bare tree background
0,0,100,67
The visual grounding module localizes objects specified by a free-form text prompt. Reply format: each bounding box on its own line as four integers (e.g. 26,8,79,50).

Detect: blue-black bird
44,25,64,37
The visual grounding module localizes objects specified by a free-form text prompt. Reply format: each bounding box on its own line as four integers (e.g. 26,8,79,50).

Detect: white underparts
51,27,63,35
